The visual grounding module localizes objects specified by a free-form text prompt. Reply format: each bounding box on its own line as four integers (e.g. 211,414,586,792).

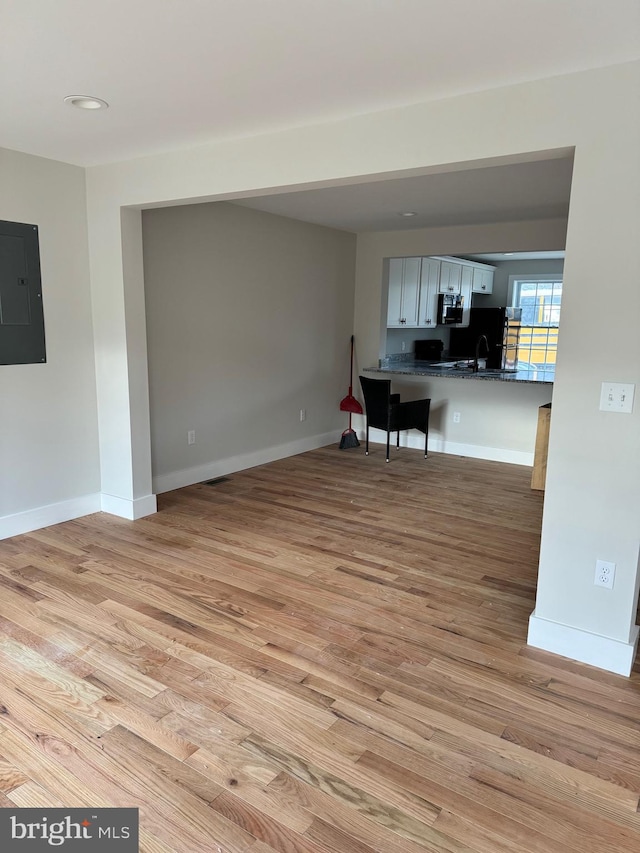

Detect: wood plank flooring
1,445,639,852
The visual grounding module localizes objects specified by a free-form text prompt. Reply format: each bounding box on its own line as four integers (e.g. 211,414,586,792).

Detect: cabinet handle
482,285,486,290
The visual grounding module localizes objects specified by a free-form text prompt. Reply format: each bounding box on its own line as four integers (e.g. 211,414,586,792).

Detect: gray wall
0,148,100,528
142,202,356,489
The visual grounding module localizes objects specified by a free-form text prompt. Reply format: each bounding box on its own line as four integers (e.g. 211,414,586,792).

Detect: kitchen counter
365,358,554,385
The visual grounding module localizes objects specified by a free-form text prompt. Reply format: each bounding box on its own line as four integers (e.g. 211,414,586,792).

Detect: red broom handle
349,335,355,393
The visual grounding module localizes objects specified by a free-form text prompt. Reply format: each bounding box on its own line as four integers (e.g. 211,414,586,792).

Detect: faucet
473,335,490,372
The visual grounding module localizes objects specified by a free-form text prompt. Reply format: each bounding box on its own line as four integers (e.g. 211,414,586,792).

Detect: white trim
367,427,533,466
0,494,101,540
153,430,339,494
528,611,640,677
100,493,157,520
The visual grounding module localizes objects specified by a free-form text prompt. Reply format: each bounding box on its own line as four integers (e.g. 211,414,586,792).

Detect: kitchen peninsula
361,355,554,469
365,356,554,385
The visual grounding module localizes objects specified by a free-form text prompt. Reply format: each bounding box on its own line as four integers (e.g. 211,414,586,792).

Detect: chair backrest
359,376,391,425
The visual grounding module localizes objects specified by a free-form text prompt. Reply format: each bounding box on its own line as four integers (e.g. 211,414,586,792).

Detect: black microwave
437,292,464,325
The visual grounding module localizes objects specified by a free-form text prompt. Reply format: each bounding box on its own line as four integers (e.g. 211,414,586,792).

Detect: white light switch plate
599,382,635,413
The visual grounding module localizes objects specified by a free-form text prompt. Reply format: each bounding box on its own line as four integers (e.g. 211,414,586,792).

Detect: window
510,276,562,370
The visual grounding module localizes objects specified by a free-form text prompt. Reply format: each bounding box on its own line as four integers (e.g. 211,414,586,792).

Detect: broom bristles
339,429,360,450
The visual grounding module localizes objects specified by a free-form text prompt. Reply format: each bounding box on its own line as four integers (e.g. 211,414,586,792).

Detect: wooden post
531,402,552,490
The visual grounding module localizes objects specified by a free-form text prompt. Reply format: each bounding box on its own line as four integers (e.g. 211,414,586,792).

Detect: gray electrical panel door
0,220,46,364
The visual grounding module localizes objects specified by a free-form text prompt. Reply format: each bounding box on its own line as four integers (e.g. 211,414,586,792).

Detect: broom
339,335,363,449
340,411,360,449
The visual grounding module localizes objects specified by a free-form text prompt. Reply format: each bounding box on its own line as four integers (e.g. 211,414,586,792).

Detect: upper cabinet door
401,257,421,327
456,265,473,327
418,257,441,327
386,257,420,327
472,266,494,294
387,258,404,326
439,261,462,293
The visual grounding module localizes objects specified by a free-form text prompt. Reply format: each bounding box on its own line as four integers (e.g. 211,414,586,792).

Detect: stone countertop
364,358,554,385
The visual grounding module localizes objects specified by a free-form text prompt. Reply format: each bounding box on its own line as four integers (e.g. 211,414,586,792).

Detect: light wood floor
1,446,639,853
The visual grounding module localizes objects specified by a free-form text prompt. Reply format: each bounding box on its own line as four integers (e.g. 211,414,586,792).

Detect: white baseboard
0,428,529,540
367,427,534,466
100,493,157,520
528,611,640,677
0,493,101,541
0,491,159,540
153,430,339,494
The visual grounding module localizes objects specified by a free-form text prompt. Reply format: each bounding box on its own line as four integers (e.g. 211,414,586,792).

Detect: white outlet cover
594,559,615,589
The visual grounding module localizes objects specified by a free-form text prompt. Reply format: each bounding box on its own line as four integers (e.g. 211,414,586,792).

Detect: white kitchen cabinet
438,260,462,294
417,257,441,327
386,255,495,330
387,259,403,327
471,265,494,294
387,257,421,327
458,264,473,327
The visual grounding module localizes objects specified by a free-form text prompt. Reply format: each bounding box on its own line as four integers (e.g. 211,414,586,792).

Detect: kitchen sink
449,365,511,377
420,359,510,377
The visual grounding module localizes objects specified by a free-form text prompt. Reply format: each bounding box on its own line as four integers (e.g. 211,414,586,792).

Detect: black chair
359,376,431,463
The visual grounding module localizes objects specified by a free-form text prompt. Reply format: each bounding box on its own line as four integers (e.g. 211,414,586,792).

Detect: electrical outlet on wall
299,409,306,422
594,559,615,589
453,411,461,424
187,430,195,445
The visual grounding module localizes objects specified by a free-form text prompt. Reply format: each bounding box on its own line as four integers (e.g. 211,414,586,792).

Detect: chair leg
386,430,390,463
365,421,369,455
397,431,400,450
424,430,428,458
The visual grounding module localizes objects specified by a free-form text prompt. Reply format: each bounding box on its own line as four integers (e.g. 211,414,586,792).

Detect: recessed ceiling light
64,95,109,110
398,211,417,218
503,252,515,256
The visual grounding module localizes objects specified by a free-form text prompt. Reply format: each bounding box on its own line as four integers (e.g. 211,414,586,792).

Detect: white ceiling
233,155,574,232
2,0,639,166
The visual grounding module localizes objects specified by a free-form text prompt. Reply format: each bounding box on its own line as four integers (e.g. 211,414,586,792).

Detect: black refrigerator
448,307,522,370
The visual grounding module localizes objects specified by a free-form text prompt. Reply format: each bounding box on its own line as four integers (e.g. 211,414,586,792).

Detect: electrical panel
0,219,46,365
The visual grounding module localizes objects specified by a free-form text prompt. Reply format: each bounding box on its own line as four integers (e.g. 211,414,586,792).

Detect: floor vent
202,477,231,486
